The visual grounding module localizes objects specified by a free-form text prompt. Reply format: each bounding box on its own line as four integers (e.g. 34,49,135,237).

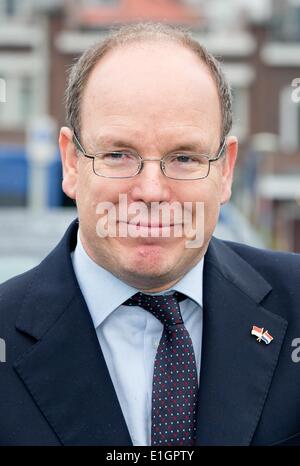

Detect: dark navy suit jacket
1,219,300,446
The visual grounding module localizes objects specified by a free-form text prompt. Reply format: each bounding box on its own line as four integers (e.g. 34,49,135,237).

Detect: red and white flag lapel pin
251,325,273,345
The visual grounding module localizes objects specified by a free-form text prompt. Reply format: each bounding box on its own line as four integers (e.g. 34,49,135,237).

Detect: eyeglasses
72,132,226,180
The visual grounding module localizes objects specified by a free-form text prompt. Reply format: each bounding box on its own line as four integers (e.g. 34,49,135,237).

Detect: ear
220,135,238,205
59,126,78,200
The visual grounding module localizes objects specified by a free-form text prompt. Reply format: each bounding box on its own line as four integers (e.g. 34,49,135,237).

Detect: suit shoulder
222,239,300,277
0,266,39,326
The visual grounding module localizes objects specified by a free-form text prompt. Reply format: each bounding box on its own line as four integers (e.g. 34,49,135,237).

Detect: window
79,0,119,6
279,85,300,151
0,75,35,129
0,78,5,103
231,87,250,142
272,0,300,41
0,0,33,18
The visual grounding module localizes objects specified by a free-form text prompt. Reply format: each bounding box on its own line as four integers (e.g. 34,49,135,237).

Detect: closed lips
127,222,178,227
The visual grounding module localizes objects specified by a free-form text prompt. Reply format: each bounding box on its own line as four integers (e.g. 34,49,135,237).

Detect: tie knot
124,292,185,327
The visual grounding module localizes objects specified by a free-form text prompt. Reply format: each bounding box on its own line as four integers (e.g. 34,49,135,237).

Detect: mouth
115,221,183,239
118,221,180,228
131,222,175,228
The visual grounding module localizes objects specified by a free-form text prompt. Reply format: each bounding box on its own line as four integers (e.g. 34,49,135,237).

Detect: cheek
189,178,222,229
75,172,102,219
77,174,124,219
204,168,224,201
180,176,222,205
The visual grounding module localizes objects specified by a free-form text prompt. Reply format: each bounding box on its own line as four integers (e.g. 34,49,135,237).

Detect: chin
119,244,167,267
120,264,175,289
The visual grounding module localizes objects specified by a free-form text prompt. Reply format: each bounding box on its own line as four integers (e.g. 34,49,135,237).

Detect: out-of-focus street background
0,0,299,283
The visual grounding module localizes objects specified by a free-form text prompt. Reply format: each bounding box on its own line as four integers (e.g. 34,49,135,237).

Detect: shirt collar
72,230,204,329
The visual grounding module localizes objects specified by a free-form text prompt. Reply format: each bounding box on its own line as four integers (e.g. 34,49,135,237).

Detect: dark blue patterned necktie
124,292,198,446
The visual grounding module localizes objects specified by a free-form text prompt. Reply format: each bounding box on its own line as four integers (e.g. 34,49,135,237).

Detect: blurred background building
0,0,299,281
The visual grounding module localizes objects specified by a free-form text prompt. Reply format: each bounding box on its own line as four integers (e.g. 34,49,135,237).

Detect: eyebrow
93,135,126,146
169,143,209,153
92,136,212,154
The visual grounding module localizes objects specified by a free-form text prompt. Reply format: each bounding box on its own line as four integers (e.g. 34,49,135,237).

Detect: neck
139,277,182,293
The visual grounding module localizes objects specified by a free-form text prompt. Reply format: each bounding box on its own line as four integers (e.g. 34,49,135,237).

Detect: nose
129,158,172,203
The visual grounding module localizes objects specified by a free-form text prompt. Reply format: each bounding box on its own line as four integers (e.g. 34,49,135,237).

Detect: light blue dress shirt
72,232,204,446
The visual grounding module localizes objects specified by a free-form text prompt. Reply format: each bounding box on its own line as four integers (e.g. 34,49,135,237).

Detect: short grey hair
65,22,232,141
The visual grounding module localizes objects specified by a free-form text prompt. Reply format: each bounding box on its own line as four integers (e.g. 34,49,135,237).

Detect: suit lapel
195,238,288,445
14,220,132,446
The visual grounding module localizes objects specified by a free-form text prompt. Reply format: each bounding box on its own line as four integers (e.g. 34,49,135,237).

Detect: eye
175,155,194,163
104,151,127,160
167,154,205,165
101,151,137,163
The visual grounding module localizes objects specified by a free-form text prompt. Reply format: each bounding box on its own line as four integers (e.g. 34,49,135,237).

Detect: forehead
80,41,222,141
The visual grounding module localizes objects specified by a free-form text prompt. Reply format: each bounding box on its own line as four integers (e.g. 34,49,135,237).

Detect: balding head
65,22,232,141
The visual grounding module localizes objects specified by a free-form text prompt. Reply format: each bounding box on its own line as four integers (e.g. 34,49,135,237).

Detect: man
1,23,300,446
